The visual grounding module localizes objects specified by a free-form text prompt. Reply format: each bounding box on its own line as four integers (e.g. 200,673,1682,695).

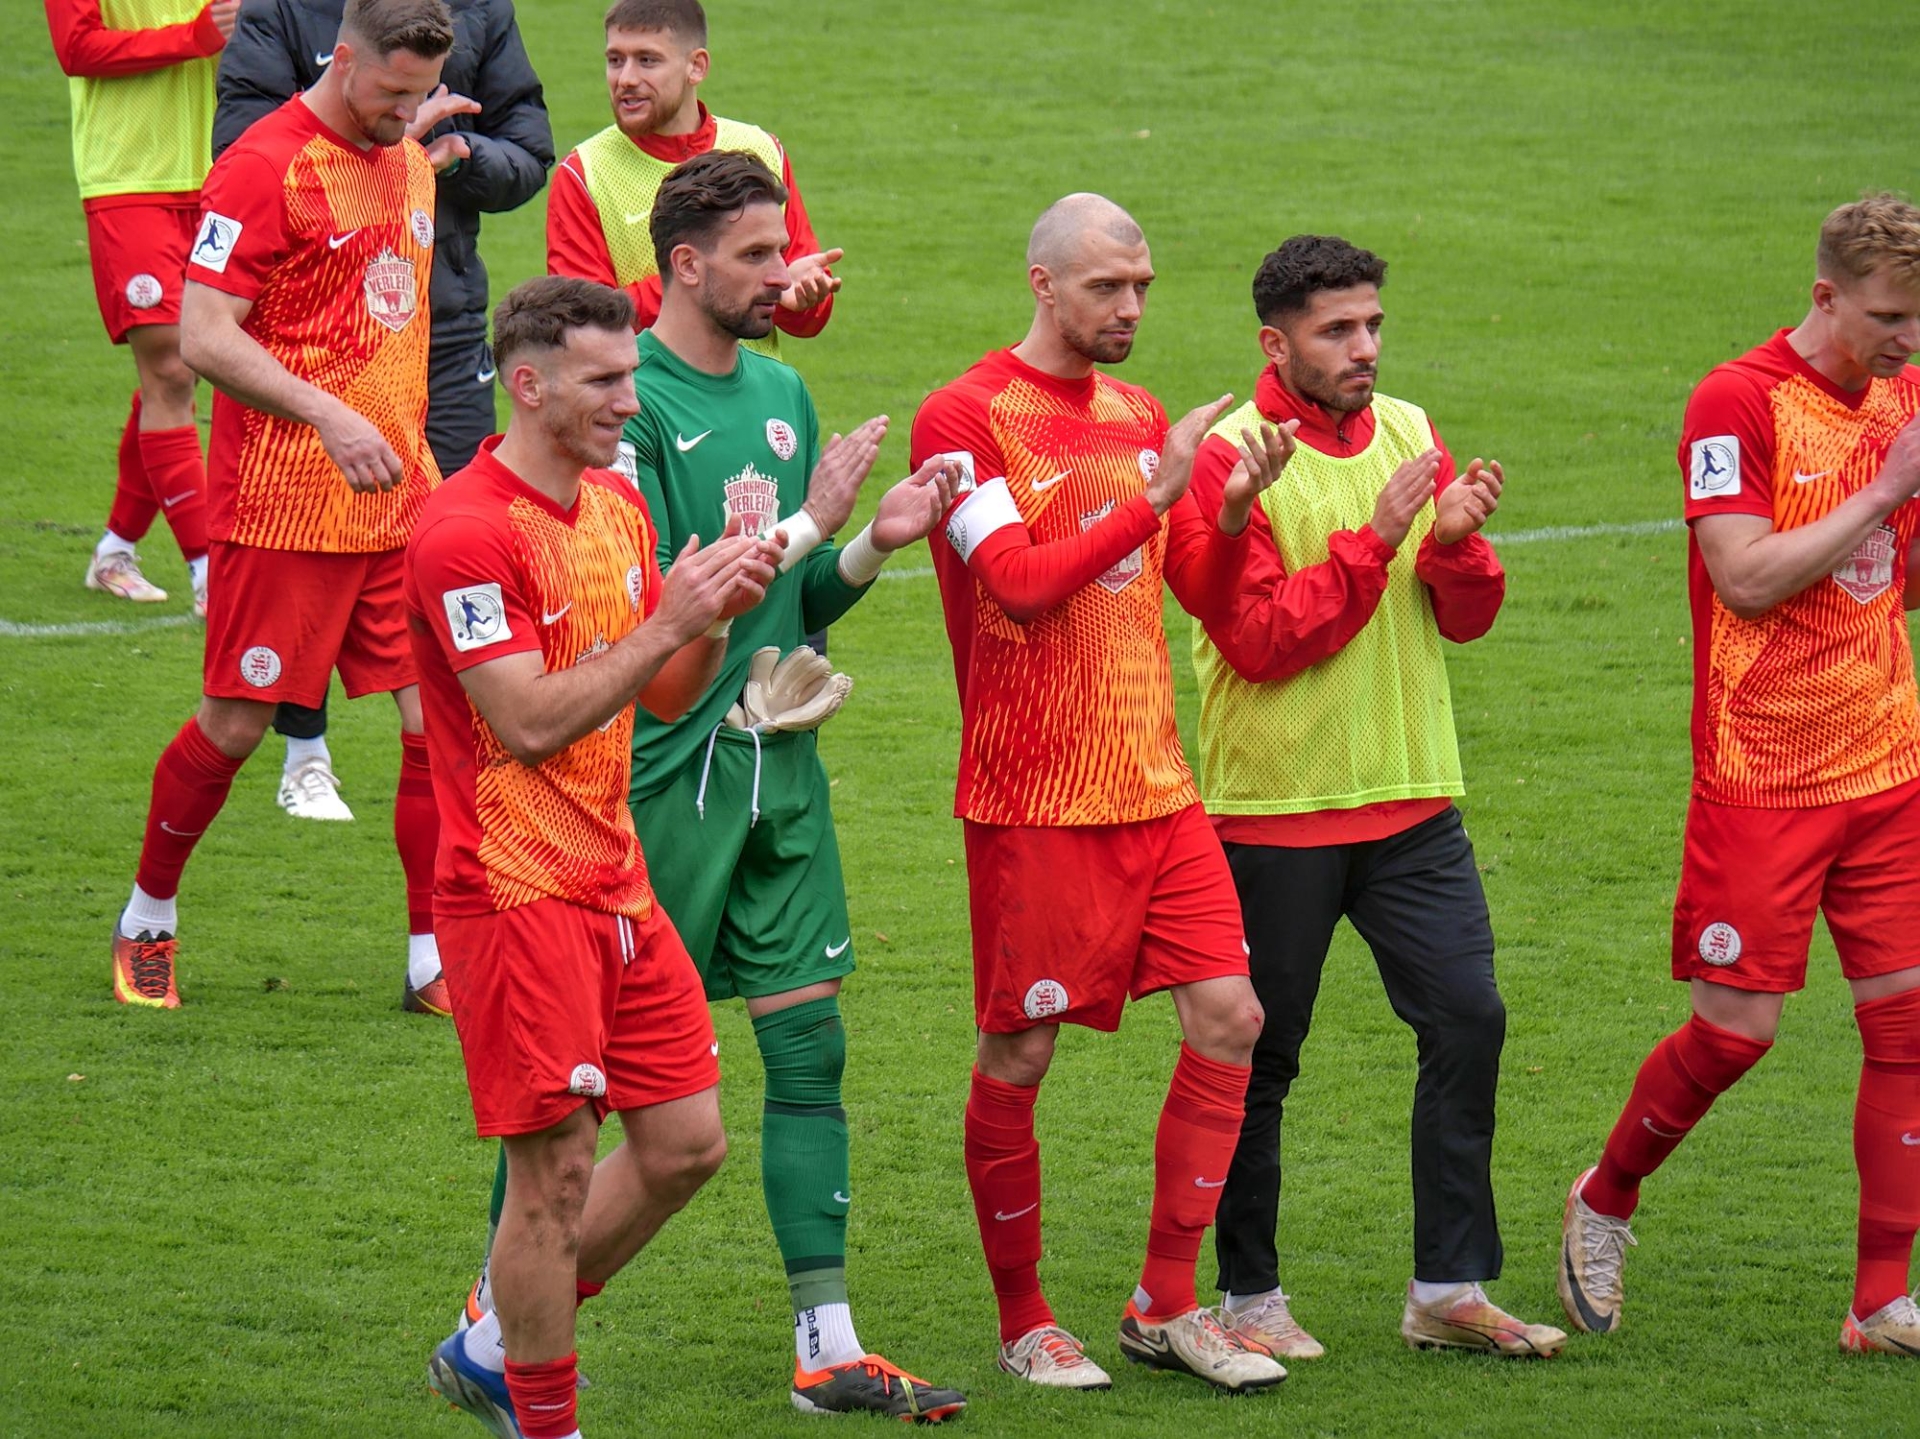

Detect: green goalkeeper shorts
631,726,855,1003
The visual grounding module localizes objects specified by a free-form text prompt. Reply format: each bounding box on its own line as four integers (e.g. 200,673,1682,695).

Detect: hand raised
1147,394,1236,514
405,85,482,143
1370,448,1441,549
1217,419,1300,534
1867,413,1920,510
424,133,471,173
1432,457,1504,544
870,456,964,553
802,415,887,534
779,249,844,312
209,0,240,40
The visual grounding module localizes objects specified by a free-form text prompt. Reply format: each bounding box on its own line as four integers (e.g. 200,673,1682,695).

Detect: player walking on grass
413,275,779,1439
46,0,237,618
1182,235,1563,1360
1559,193,1920,1357
910,193,1294,1395
461,150,968,1423
545,0,839,361
107,0,451,1009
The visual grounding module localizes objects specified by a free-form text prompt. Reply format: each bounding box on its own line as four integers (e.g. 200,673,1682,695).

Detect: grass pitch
3,2,1917,1434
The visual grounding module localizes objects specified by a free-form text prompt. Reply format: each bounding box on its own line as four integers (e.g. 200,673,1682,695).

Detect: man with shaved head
909,194,1295,1394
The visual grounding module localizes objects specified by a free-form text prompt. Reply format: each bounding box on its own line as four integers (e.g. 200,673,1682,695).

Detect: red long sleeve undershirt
546,103,834,337
45,0,224,79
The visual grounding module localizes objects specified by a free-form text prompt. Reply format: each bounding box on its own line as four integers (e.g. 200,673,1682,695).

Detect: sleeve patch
190,212,244,275
942,450,978,495
612,440,639,487
944,475,1022,562
442,582,515,653
1689,434,1741,500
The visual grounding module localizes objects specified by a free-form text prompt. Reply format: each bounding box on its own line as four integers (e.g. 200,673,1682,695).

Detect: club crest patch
626,564,645,613
766,418,798,461
1081,499,1142,594
125,274,163,309
1138,448,1160,482
1023,979,1070,1020
238,645,282,688
410,208,434,248
1697,921,1742,967
363,246,417,332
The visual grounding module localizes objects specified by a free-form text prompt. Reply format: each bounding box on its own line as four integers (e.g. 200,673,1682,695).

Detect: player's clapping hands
779,249,844,311
1217,419,1301,535
1370,447,1442,549
1433,457,1504,544
209,0,240,40
319,401,404,492
869,456,964,552
406,85,481,172
1866,412,1920,507
656,517,782,643
1146,394,1236,514
798,416,887,534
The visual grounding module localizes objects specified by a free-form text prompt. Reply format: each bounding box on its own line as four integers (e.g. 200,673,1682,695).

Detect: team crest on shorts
626,564,645,613
1080,499,1143,593
723,462,781,537
766,417,798,461
568,1063,607,1097
238,645,282,688
125,274,163,309
1697,921,1742,967
410,208,434,248
363,246,417,332
1023,979,1070,1020
1833,524,1895,604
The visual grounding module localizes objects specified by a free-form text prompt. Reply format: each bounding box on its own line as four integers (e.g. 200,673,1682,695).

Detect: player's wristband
836,522,889,587
774,509,825,574
705,616,733,640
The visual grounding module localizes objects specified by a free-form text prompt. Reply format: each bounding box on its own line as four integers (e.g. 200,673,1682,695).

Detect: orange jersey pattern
191,99,438,553
407,443,662,919
913,349,1197,826
1682,332,1920,807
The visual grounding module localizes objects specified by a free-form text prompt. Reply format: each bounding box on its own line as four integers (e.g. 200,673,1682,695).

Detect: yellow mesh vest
576,118,787,360
66,0,217,199
1192,393,1465,815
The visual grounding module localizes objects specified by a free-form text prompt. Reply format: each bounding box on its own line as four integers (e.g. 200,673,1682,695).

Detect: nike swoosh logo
316,49,334,65
825,937,851,959
1562,1241,1617,1332
475,365,496,384
993,1203,1038,1221
709,1041,720,1057
1193,1176,1227,1188
327,230,361,250
1032,470,1070,492
159,821,203,837
675,430,711,452
1903,1133,1920,1146
163,491,196,507
1792,470,1830,484
832,1191,851,1204
542,601,572,624
624,213,649,225
1642,1117,1685,1139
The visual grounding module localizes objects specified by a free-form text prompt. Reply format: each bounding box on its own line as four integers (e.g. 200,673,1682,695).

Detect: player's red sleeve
1162,485,1251,627
186,151,290,300
1680,365,1776,523
1187,433,1396,683
408,512,543,674
771,141,833,340
1413,428,1505,643
45,0,224,78
545,153,663,330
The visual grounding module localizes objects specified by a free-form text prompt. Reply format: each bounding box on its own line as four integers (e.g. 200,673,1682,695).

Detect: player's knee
1429,983,1507,1054
977,1026,1056,1087
640,1123,727,1204
754,995,846,1107
136,348,197,413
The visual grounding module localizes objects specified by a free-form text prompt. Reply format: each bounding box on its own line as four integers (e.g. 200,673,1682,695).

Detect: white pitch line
1,517,1684,634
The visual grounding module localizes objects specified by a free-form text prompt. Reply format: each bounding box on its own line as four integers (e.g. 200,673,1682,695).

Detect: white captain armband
942,476,1021,563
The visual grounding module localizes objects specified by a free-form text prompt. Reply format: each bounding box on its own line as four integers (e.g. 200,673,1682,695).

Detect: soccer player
1181,235,1564,1359
1559,193,1920,1356
414,274,780,1439
545,0,839,361
212,0,551,987
106,0,452,1010
909,193,1294,1394
47,0,238,616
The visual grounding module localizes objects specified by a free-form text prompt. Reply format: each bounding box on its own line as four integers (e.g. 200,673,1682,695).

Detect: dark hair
492,276,636,373
1252,235,1387,325
340,0,454,58
604,0,706,44
649,151,788,285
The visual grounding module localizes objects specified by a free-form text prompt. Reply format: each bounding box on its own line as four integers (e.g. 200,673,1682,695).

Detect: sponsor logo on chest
1080,498,1143,594
1834,524,1896,604
723,462,782,538
363,246,418,333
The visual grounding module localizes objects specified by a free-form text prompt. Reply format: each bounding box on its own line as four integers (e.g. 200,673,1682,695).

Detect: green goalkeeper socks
486,1143,507,1249
753,995,852,1312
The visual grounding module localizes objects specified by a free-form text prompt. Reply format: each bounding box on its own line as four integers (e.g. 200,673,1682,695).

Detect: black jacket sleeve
433,0,552,215
212,0,325,158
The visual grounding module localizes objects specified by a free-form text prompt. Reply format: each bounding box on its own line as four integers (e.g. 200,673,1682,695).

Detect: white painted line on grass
0,614,197,638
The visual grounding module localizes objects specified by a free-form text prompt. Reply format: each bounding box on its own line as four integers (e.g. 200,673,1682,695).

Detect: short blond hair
1818,191,1920,289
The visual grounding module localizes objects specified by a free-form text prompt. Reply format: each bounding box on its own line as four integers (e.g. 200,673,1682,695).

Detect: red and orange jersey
1682,329,1920,807
405,439,663,919
910,348,1199,827
188,97,438,553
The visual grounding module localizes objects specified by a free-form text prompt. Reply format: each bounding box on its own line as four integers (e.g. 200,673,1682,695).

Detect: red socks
135,720,245,899
394,731,437,936
1138,1043,1249,1319
503,1353,578,1439
139,424,208,562
964,1068,1053,1343
1853,988,1920,1319
106,393,157,543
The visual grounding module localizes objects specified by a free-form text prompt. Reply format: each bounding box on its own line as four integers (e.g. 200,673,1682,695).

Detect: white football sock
283,734,330,773
97,530,136,559
187,555,208,589
1410,1279,1485,1305
121,884,177,939
407,932,441,989
1224,1286,1279,1316
463,1309,507,1374
795,1302,863,1368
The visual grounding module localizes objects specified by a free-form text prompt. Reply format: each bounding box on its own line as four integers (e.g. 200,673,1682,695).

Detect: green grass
3,1,1917,1434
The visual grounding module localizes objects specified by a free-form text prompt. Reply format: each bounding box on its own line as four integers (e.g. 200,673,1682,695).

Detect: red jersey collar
292,92,386,163
632,103,718,164
1767,327,1875,412
990,346,1099,406
467,435,591,524
1255,363,1376,455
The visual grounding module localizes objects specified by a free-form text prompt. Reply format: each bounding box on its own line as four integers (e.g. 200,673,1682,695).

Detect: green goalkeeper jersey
621,329,872,802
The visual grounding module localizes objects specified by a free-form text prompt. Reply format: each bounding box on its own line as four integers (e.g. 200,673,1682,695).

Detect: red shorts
964,803,1249,1033
438,897,721,1138
202,541,414,705
84,195,200,343
1672,776,1920,992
